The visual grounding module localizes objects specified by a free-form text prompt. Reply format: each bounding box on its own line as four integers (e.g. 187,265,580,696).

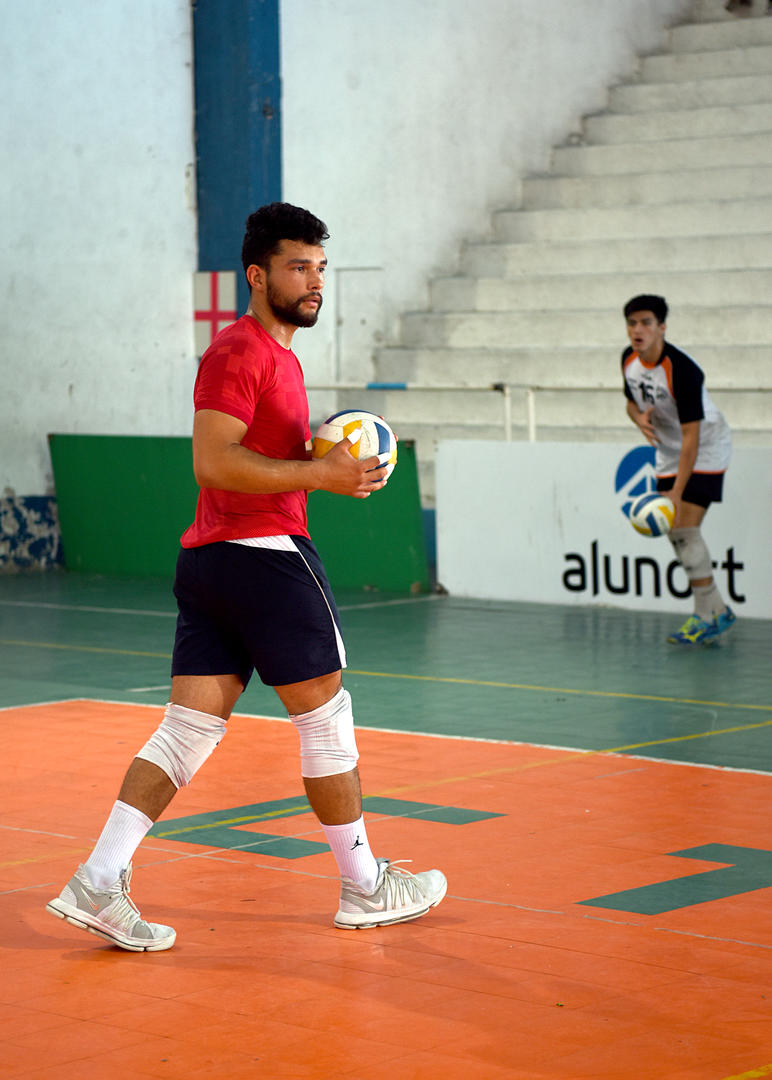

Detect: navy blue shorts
171,537,346,689
657,472,724,509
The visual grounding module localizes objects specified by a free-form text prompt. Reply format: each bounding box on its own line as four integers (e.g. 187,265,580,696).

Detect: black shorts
657,472,724,509
171,537,346,689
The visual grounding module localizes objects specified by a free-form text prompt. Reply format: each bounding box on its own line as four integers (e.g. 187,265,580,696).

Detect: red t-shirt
180,315,312,547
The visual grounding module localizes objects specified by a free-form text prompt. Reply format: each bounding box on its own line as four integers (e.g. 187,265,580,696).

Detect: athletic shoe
667,614,714,645
708,606,737,641
334,857,447,930
46,863,175,952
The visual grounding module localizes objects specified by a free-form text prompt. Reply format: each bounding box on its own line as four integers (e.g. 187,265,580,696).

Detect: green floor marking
579,844,772,915
148,795,502,860
361,796,503,824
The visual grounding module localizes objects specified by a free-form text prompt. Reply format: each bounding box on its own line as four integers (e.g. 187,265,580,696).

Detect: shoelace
377,860,427,905
109,863,144,930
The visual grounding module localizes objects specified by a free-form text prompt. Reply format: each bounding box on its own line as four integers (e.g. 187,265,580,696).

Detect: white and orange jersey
622,341,731,477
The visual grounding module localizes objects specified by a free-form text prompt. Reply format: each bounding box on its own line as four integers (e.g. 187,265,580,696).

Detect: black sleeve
669,347,705,424
621,347,634,401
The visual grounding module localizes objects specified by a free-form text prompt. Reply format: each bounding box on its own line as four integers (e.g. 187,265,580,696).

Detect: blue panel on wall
193,0,281,312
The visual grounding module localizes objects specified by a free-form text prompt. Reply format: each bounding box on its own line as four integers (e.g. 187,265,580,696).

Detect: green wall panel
307,441,429,593
48,434,429,591
48,435,199,576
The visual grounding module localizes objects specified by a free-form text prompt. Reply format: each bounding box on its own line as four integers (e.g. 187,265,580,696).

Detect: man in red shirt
47,203,446,949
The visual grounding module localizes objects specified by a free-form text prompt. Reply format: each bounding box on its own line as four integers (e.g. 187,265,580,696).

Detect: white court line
0,600,175,617
4,697,772,777
0,594,439,617
338,594,441,611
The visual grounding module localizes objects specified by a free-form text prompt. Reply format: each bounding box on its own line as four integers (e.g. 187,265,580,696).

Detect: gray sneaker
46,863,176,952
334,858,447,929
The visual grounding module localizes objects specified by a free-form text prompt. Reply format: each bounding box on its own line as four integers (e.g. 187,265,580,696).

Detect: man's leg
667,501,734,644
114,672,244,820
276,671,447,929
46,673,243,950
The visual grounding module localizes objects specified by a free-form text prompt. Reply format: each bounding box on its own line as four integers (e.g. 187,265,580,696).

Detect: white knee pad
290,687,359,779
669,527,713,581
136,703,227,788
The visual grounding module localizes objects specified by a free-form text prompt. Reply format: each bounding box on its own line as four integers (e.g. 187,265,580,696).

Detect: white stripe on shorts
227,534,347,670
227,535,297,551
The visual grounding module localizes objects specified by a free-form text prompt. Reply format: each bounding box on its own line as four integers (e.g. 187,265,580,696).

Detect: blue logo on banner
614,447,657,521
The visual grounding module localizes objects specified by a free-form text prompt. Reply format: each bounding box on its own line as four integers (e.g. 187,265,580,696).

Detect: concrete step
640,43,772,81
375,345,772,389
608,74,772,113
668,13,772,50
668,12,772,50
399,305,771,349
429,268,772,312
551,131,772,175
336,387,511,425
339,384,770,430
380,1,772,510
584,102,772,145
403,421,772,507
492,197,772,242
460,233,772,275
691,0,770,20
521,164,772,209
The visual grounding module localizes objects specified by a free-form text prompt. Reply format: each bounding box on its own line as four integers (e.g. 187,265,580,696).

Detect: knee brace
136,702,227,788
669,527,714,582
290,687,359,779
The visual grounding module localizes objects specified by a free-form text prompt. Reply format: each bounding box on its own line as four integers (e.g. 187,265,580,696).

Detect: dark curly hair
241,203,329,277
623,295,668,324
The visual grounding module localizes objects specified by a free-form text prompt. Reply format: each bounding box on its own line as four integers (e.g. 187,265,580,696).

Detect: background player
47,203,446,950
621,294,735,646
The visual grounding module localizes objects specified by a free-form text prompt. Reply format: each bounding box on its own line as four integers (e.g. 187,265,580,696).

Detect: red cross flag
194,271,237,356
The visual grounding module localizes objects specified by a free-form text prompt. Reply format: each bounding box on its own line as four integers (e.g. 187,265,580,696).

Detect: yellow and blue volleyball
311,409,397,479
628,492,675,537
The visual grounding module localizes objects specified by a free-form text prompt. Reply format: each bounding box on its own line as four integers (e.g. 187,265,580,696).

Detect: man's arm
669,419,700,515
626,399,657,446
192,409,386,499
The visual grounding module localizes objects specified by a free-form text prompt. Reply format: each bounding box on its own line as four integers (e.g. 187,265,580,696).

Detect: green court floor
0,570,769,773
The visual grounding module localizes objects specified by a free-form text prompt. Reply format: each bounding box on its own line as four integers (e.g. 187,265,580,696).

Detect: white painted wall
436,442,769,618
0,1,196,496
0,0,692,498
281,0,693,392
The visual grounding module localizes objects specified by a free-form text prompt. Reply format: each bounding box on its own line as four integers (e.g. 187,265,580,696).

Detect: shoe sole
45,899,176,952
333,879,448,930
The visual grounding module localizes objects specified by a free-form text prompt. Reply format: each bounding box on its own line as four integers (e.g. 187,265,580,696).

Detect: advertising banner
436,442,770,618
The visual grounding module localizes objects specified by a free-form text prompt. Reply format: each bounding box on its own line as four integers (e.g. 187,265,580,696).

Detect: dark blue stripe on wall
193,0,282,312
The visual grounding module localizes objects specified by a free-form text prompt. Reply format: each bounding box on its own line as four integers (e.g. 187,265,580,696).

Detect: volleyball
311,409,398,479
628,492,675,537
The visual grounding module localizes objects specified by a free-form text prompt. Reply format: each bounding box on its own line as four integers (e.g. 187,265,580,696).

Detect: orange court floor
1,571,772,1080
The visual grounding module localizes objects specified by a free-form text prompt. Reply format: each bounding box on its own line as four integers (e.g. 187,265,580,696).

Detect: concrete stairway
354,1,772,506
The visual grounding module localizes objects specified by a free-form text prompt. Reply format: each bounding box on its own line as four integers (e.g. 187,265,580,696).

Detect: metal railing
307,382,766,443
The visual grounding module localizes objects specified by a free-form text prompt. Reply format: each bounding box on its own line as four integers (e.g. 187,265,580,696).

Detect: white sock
322,816,379,893
84,800,154,889
692,581,726,621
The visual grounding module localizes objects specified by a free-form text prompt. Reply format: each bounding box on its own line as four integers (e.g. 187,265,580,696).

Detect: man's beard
266,282,322,328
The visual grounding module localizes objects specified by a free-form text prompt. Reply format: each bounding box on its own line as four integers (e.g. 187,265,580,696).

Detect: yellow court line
371,718,772,799
721,1066,772,1080
605,717,772,754
0,639,170,659
2,640,768,715
347,668,772,714
154,804,312,839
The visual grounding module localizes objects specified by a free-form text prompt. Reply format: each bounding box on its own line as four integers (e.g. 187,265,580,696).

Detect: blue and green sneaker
709,606,736,641
667,607,737,646
667,614,714,645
